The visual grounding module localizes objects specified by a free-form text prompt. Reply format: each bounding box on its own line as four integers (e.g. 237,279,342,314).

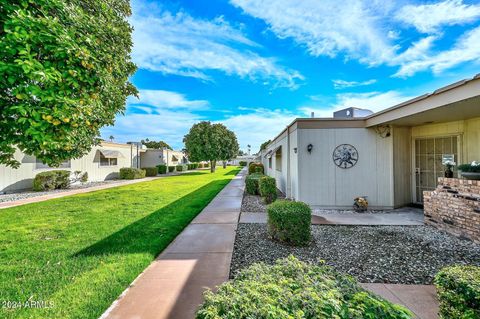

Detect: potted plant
353,196,368,212
443,160,455,178
458,161,480,180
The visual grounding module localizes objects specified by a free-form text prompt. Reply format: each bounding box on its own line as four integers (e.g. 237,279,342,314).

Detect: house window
268,157,272,169
100,154,117,166
275,147,282,171
36,158,71,169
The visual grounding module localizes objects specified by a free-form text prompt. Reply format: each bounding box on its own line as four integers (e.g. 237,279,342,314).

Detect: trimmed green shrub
193,163,199,169
259,176,277,204
204,162,210,168
198,163,204,168
33,170,71,191
176,164,187,172
239,161,247,167
245,173,263,195
434,265,480,318
197,256,412,319
187,164,193,170
157,165,167,174
143,167,158,177
248,162,264,175
268,200,312,246
458,163,480,173
168,166,176,173
119,167,146,180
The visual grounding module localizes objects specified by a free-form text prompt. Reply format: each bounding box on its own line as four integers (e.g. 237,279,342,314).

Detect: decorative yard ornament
333,144,358,169
353,196,368,212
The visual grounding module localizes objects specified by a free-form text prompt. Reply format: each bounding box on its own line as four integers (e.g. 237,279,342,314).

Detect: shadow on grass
74,180,229,257
223,168,241,176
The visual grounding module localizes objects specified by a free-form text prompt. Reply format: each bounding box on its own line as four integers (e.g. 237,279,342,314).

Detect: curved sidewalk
100,168,246,319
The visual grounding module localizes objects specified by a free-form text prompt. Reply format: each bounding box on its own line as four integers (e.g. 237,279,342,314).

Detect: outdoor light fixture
307,144,313,153
294,147,298,153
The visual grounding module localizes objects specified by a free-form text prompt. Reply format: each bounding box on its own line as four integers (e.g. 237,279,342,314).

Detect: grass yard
0,166,240,319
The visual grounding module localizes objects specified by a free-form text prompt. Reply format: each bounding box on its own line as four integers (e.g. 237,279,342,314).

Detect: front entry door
415,136,458,203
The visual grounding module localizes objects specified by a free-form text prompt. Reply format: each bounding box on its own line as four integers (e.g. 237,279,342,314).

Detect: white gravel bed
240,189,286,213
230,223,480,284
0,180,122,203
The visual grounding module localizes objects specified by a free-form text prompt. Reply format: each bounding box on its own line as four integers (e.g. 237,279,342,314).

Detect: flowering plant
443,160,456,169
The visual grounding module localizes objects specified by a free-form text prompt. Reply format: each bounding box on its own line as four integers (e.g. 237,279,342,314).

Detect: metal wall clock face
333,144,358,169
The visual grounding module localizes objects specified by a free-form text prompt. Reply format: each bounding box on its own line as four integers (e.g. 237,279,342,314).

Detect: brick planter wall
424,178,480,243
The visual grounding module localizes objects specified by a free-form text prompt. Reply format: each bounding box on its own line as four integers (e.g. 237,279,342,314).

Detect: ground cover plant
435,265,480,318
0,166,240,319
197,256,412,318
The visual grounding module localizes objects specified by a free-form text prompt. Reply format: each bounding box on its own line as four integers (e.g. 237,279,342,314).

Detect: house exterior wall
296,127,394,209
0,142,134,192
140,149,163,168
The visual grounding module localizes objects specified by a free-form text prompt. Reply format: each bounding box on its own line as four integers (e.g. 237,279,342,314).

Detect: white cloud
128,90,209,112
131,2,303,89
217,108,297,152
300,90,413,118
332,79,377,89
230,0,396,65
396,0,480,33
394,26,480,77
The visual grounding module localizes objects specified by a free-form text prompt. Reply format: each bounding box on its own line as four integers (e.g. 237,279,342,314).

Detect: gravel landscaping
0,180,122,203
240,189,285,213
230,223,480,284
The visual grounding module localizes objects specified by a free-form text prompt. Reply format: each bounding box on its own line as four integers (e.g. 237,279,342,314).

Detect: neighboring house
228,155,257,166
0,142,140,192
140,149,188,168
261,74,480,209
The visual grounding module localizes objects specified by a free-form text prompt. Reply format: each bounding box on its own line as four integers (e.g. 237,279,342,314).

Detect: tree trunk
210,160,216,173
222,161,227,169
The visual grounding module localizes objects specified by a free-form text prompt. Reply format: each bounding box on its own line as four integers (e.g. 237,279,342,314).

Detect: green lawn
0,167,240,319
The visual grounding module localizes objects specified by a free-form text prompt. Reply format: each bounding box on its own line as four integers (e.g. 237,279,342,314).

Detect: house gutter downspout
286,125,291,199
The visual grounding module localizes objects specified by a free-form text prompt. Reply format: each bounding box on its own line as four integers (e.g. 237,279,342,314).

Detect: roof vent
333,107,373,118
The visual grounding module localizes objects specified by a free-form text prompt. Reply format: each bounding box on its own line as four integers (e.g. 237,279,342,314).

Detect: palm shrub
157,165,167,174
143,167,158,177
197,256,412,319
248,162,264,175
259,176,277,204
434,265,480,318
33,170,71,191
245,173,263,195
119,168,146,179
268,200,311,246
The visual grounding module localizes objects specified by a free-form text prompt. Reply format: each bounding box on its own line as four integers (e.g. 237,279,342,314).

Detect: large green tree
0,0,137,167
141,139,172,150
183,121,239,172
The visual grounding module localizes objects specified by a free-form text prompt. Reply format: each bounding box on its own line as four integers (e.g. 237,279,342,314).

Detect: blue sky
101,0,480,152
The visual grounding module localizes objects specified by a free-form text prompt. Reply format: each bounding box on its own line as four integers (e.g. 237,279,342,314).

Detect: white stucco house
0,142,188,192
261,74,480,209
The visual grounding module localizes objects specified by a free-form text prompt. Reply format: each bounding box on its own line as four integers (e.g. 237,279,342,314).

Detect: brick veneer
424,178,480,243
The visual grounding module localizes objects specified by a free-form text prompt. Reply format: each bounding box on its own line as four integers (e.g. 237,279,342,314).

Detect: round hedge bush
197,256,412,319
245,173,263,195
259,175,277,204
267,200,311,246
248,162,264,175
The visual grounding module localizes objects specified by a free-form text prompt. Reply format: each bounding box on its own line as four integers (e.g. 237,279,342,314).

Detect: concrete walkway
240,207,424,225
0,173,186,210
101,168,246,319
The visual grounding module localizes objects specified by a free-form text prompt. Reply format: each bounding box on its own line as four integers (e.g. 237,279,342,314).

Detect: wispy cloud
395,0,480,33
332,79,377,89
128,90,209,112
394,26,480,77
230,0,480,77
131,1,303,89
230,0,396,65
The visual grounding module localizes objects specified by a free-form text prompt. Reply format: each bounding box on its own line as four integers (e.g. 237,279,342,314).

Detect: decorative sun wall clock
333,144,358,169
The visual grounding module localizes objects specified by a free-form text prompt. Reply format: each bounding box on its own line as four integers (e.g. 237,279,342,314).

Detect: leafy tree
0,0,137,168
183,121,239,172
238,150,246,156
260,140,271,152
109,135,115,142
141,139,173,150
